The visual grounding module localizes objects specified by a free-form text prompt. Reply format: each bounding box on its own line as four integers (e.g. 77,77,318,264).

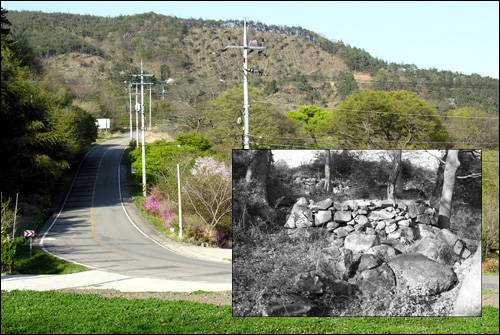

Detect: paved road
35,136,231,286
482,275,499,290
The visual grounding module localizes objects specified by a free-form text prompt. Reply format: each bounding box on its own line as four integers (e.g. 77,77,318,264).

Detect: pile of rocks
284,197,478,299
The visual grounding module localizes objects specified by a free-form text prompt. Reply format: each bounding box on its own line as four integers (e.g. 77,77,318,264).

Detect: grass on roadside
482,288,499,295
9,238,89,275
1,290,498,334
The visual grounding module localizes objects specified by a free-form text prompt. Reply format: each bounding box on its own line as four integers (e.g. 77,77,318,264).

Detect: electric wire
250,100,500,120
248,134,499,146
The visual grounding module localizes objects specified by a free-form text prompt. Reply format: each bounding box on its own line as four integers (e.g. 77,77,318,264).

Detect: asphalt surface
1,135,497,294
1,135,232,293
482,275,500,290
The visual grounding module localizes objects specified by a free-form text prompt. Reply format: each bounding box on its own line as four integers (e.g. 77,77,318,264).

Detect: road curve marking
39,146,99,269
90,142,190,268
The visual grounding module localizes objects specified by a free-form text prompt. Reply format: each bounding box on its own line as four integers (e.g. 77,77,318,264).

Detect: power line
248,134,499,146
220,17,267,149
251,141,500,151
4,76,498,92
249,141,320,149
337,109,499,120
251,100,500,120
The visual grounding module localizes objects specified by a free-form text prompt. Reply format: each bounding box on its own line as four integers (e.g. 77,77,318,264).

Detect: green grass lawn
6,238,89,275
1,290,498,334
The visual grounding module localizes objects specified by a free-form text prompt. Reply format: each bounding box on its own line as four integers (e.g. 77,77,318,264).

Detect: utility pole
131,60,155,197
126,80,133,141
141,60,146,197
159,86,166,101
222,18,266,149
148,86,156,130
135,82,139,145
125,79,139,143
129,81,132,141
149,86,152,130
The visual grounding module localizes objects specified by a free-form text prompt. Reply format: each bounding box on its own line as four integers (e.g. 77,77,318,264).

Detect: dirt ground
56,288,232,306
483,293,499,308
55,289,498,309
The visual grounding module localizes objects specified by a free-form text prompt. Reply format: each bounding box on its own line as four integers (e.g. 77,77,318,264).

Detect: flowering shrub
215,230,226,246
482,258,499,273
143,194,160,216
143,187,177,231
185,224,210,244
183,221,229,247
190,156,231,180
184,157,231,235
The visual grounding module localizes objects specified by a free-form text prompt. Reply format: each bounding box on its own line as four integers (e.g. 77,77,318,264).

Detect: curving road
39,136,231,284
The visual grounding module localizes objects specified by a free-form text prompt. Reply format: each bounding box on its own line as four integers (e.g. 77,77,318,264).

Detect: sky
272,150,441,169
2,1,499,79
272,150,317,167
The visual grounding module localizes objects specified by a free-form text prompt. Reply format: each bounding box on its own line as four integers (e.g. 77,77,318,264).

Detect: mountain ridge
5,10,499,119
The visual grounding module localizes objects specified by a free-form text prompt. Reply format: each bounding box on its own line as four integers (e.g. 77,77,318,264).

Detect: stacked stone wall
283,196,478,302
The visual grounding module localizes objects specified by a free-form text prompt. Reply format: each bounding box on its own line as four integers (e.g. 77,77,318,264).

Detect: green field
1,290,499,334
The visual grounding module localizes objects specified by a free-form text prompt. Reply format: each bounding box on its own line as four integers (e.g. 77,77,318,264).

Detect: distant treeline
5,10,499,114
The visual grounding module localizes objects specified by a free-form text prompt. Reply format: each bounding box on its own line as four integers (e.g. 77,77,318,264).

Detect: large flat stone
315,198,333,210
334,226,349,238
344,233,378,253
409,236,453,265
357,254,382,272
314,210,332,226
365,244,399,262
316,247,354,281
387,253,457,296
334,210,352,223
434,228,459,247
354,215,369,226
358,264,396,295
368,210,395,221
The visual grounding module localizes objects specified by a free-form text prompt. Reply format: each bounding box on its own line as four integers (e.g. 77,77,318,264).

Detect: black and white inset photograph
232,149,482,317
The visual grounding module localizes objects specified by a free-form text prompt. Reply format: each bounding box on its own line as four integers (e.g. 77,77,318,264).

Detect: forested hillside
1,9,97,208
5,10,499,121
1,8,498,265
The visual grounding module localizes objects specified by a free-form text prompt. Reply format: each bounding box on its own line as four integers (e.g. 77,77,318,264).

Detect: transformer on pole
131,60,155,197
221,18,266,149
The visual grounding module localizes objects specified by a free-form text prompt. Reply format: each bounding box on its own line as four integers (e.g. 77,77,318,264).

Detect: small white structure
96,118,110,136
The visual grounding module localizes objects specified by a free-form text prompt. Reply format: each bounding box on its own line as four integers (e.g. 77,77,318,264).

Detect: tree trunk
387,150,402,202
245,150,275,223
431,150,448,209
324,150,331,193
438,150,460,229
396,170,403,197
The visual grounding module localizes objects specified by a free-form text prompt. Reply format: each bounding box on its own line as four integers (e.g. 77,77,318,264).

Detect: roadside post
177,164,183,239
24,230,35,257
